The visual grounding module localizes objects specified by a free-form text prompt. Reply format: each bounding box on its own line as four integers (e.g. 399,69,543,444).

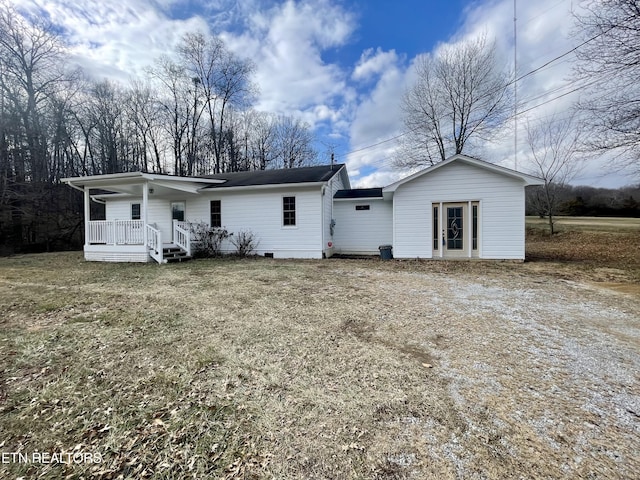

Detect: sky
9,0,636,188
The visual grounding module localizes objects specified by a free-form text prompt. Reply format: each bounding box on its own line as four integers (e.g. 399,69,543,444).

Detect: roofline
62,172,226,189
336,164,351,190
202,181,328,192
383,154,545,192
63,165,346,191
333,196,386,201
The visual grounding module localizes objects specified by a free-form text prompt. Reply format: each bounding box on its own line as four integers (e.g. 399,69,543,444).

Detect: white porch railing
87,220,144,245
173,220,192,257
86,220,193,264
146,224,163,263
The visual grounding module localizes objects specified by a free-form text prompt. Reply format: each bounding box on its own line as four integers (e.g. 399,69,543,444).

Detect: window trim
170,201,186,223
282,195,296,228
433,205,439,251
210,200,222,228
131,203,141,220
472,203,478,251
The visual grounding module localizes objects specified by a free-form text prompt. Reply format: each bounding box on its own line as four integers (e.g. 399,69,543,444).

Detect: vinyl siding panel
187,186,324,258
333,199,393,254
106,197,180,243
393,162,527,259
323,174,345,257
105,199,134,221
84,245,151,262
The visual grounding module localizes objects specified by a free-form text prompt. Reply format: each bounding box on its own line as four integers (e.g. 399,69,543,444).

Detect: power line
522,0,567,25
337,23,613,162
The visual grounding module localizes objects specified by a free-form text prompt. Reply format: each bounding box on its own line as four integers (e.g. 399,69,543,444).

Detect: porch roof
62,172,226,196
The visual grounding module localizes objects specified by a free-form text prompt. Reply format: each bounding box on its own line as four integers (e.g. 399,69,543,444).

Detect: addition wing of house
383,154,545,195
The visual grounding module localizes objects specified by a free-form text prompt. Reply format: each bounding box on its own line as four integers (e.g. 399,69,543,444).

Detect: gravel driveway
340,262,640,478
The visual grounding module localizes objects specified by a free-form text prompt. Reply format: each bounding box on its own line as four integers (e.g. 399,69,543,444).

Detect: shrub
190,223,232,258
230,229,259,257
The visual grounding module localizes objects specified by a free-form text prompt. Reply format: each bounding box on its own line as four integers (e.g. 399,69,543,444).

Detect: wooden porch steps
162,244,191,263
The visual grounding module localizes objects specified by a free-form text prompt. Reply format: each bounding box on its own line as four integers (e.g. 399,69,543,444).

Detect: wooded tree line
0,2,317,253
526,183,640,218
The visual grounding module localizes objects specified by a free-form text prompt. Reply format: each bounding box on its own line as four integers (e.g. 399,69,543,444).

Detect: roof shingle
201,164,345,188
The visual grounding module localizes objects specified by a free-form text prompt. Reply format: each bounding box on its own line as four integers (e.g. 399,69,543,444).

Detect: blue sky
10,0,634,188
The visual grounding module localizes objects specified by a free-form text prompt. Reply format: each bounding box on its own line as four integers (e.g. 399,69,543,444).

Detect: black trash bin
378,244,393,260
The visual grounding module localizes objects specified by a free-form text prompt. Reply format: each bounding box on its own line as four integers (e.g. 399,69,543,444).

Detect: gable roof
201,164,346,189
62,164,349,196
383,154,544,194
62,171,225,195
334,188,383,199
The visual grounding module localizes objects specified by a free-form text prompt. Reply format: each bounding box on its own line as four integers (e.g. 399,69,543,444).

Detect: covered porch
84,219,192,263
62,172,223,263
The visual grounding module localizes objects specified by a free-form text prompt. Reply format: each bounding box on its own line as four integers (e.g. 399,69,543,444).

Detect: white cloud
12,0,208,81
346,48,410,186
221,1,355,123
352,47,400,82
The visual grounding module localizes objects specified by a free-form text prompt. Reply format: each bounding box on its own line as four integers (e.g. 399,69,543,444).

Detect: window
355,205,370,211
131,203,141,220
472,204,478,250
433,205,439,250
171,201,185,222
210,200,221,227
283,196,296,226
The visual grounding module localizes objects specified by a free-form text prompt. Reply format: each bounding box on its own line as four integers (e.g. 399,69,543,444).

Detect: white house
333,154,544,260
63,164,349,263
63,154,543,263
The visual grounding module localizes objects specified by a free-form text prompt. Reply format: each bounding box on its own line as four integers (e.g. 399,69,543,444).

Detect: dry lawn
0,223,638,479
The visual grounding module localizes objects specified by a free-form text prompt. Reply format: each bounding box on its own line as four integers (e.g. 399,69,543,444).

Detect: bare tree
250,111,278,170
573,0,640,175
126,80,167,173
273,115,316,168
526,114,584,235
398,35,511,167
147,56,193,175
178,32,255,174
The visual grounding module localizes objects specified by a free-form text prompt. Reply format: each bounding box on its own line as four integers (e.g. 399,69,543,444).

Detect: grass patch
0,232,638,478
525,217,640,285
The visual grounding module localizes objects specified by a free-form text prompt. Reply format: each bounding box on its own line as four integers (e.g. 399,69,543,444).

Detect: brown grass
525,216,640,288
0,221,638,479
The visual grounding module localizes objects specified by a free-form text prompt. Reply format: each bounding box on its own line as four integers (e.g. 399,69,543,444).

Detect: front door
170,201,186,241
444,203,466,257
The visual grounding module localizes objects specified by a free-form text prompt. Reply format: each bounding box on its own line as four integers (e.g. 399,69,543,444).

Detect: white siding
106,197,183,243
393,162,527,259
105,199,134,221
85,245,151,262
323,174,345,257
186,186,324,258
333,199,393,255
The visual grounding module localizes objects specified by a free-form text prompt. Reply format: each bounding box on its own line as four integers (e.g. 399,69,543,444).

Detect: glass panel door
171,201,185,222
447,207,463,250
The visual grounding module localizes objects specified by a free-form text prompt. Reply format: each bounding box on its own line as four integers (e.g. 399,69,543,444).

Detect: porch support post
84,187,90,246
142,181,149,246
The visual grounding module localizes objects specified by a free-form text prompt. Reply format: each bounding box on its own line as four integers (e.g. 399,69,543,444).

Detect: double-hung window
210,200,221,227
283,196,296,226
131,203,141,220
